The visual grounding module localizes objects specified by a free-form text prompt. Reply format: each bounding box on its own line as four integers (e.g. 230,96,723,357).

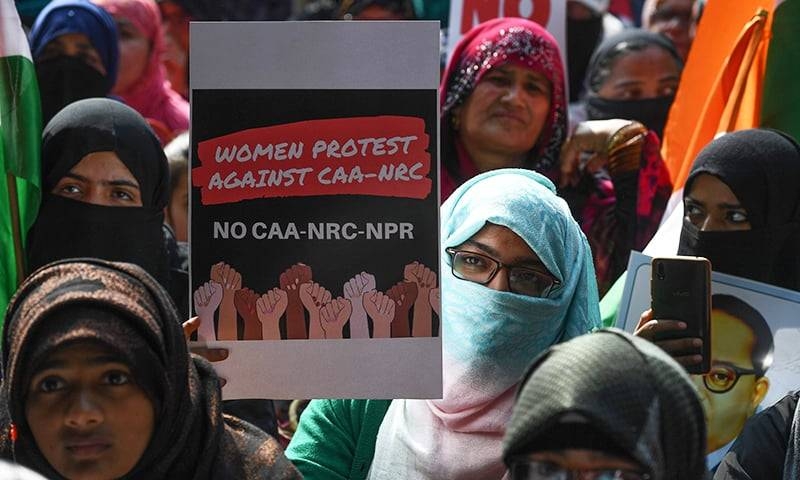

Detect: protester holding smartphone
630,128,800,477
636,128,800,361
648,256,711,373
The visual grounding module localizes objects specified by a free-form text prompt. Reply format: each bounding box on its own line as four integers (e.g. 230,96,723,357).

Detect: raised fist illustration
363,290,395,338
256,288,288,340
320,297,352,339
193,281,222,341
386,281,418,338
279,263,313,339
234,288,262,340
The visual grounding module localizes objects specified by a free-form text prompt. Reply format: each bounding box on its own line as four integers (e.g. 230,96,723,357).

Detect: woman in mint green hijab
286,168,601,480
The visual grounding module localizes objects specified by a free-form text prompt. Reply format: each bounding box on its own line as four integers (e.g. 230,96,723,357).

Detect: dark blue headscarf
29,0,119,88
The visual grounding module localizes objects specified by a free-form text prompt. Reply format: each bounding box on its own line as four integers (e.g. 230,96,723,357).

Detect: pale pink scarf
368,355,514,480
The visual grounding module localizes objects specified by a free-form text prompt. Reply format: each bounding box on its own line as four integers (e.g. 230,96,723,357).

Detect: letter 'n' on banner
189,22,442,400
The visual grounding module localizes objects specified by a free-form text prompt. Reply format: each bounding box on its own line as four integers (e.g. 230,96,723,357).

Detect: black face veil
27,98,171,286
678,128,800,291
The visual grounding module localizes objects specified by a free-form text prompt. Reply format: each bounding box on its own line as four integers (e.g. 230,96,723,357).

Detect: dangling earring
451,113,461,131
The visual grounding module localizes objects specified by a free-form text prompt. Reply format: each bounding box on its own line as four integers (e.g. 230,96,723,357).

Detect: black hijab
678,128,800,290
583,29,683,139
0,259,300,480
503,329,706,480
27,97,171,294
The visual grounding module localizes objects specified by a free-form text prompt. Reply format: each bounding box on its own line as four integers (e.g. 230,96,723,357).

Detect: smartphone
650,256,711,375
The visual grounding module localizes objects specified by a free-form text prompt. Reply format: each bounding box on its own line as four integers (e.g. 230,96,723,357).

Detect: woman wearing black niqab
578,29,683,139
27,97,189,317
678,128,800,291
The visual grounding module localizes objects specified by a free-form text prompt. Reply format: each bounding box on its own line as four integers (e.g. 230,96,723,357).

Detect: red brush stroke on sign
192,116,432,205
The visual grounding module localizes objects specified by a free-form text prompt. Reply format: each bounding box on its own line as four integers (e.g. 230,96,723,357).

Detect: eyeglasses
702,362,758,394
510,461,651,480
446,248,561,298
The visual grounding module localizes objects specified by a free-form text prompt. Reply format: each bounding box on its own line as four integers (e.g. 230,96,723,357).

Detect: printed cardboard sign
189,22,442,399
618,251,800,467
446,0,566,64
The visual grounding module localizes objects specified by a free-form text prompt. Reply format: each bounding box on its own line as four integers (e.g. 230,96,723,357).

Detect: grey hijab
503,329,706,480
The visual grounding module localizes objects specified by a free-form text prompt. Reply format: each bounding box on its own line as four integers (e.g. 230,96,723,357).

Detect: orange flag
660,0,775,192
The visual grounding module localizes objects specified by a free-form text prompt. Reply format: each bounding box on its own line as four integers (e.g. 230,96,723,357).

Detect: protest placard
618,251,800,466
189,21,442,399
447,0,566,62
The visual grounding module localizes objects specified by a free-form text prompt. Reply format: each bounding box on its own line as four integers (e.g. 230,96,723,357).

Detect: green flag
0,0,42,316
761,0,800,140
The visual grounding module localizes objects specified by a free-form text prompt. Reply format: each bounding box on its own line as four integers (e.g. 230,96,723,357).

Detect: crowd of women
2,0,800,478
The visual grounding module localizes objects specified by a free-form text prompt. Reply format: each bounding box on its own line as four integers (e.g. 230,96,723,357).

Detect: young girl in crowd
440,17,672,294
164,131,190,246
28,0,119,124
93,0,189,144
286,168,601,479
0,259,300,479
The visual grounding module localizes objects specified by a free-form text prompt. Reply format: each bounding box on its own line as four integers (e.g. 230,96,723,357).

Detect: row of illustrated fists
193,261,440,341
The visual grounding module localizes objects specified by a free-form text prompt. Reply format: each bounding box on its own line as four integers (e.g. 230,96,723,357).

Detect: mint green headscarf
440,168,601,397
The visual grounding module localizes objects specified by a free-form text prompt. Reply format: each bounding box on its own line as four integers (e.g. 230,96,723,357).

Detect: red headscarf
440,18,567,200
95,0,189,143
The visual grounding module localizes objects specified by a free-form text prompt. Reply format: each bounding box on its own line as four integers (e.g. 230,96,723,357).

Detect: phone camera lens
657,263,665,280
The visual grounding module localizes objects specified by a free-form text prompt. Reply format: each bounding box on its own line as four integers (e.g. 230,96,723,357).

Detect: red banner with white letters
192,116,432,205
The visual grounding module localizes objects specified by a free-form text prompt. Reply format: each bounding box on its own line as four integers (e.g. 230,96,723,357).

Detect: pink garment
439,18,568,202
441,141,480,200
94,0,189,140
368,358,516,480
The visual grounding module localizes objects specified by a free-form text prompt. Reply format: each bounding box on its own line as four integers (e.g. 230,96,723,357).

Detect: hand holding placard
386,281,417,338
234,288,263,340
404,261,437,337
300,282,333,340
363,290,395,338
280,263,313,339
210,262,242,340
193,281,222,341
183,318,229,388
256,288,288,340
320,297,352,339
343,272,376,339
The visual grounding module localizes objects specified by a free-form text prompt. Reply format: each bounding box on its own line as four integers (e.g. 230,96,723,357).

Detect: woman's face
38,33,106,75
112,18,151,95
684,173,751,231
52,151,143,207
596,45,680,100
25,342,155,480
453,223,554,294
643,0,696,59
455,63,552,168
